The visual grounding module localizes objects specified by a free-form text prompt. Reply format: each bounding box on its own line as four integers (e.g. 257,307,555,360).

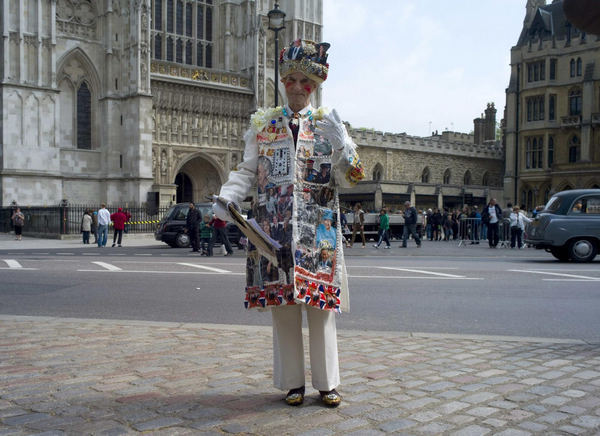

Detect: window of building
463,170,472,186
569,88,582,116
176,38,183,63
548,136,554,167
570,58,576,77
569,135,580,163
185,40,193,65
482,172,490,186
373,164,383,182
154,34,162,59
152,0,214,68
525,136,543,169
176,1,183,35
155,0,162,31
421,167,430,183
549,58,557,80
549,94,556,120
576,57,582,76
77,82,92,150
527,60,545,82
526,95,545,121
443,169,451,185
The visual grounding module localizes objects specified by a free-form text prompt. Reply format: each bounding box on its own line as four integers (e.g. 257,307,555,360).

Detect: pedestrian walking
209,212,233,256
349,203,366,248
510,205,532,249
96,204,111,247
373,208,391,249
123,209,132,234
185,202,201,252
81,210,92,244
11,207,25,240
401,201,421,247
431,208,442,241
110,207,127,247
213,38,364,407
482,198,502,248
200,214,213,256
469,206,481,244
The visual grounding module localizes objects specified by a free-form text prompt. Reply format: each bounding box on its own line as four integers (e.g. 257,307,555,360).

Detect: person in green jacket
373,208,391,249
199,214,213,256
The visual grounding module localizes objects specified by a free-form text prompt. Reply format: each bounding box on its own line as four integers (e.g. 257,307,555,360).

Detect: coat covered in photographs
219,105,364,313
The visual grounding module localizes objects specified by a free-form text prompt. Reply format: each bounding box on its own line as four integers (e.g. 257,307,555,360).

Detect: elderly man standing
213,39,364,407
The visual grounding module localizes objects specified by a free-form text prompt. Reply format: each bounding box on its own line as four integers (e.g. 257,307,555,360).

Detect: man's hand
315,109,345,151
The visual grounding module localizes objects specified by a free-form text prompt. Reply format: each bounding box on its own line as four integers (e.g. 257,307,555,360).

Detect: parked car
155,202,243,249
526,189,600,262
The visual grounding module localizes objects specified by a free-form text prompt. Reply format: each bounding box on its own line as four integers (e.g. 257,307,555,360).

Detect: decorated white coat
219,104,364,313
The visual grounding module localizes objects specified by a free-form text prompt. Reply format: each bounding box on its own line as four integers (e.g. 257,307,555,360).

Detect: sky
322,0,528,137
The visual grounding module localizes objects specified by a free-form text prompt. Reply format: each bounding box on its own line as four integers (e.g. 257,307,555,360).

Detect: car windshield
544,196,561,213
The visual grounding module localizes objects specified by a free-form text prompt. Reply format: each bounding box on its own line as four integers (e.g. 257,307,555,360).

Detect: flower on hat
280,39,330,85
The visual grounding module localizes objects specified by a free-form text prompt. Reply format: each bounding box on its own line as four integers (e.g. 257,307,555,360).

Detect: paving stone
466,406,499,417
132,417,184,431
418,422,454,434
450,424,491,436
378,419,416,432
570,415,600,428
558,425,588,435
518,421,547,432
494,429,531,436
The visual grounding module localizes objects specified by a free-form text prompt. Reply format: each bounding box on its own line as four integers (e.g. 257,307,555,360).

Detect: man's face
282,72,316,111
189,203,194,209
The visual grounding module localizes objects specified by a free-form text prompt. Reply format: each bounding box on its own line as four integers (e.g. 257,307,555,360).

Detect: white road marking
509,269,600,281
92,261,122,271
76,269,244,275
177,263,231,273
0,259,37,270
350,275,482,280
378,266,466,278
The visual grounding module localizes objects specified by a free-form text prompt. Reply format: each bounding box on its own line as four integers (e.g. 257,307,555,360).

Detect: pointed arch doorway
175,172,194,203
174,154,223,204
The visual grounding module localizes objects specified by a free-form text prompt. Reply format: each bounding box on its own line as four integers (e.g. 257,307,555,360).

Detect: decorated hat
280,39,330,84
322,209,333,221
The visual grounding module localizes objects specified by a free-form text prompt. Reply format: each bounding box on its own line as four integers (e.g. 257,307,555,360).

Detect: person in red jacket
208,213,233,256
110,207,128,247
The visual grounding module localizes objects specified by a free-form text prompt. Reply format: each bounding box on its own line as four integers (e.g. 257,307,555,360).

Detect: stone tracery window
152,0,214,68
482,171,490,186
443,169,451,185
77,82,92,150
421,167,430,183
372,163,383,182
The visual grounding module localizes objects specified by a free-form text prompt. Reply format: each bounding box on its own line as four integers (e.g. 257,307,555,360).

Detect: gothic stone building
504,0,600,211
1,0,503,212
341,104,505,213
0,0,324,207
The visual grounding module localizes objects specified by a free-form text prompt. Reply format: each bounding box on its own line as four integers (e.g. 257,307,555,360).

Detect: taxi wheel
568,238,597,263
175,232,191,248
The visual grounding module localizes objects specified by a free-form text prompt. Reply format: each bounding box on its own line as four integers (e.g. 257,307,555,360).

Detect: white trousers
271,304,340,392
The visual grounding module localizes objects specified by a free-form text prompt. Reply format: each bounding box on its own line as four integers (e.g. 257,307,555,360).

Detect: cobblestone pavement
1,316,599,435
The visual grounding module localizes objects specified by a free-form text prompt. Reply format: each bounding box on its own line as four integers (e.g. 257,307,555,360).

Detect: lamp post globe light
267,2,286,107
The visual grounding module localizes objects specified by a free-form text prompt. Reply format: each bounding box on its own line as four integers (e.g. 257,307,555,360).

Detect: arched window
482,172,490,186
166,36,174,61
76,82,92,150
443,169,451,185
526,138,532,169
154,34,162,59
421,167,430,183
570,58,576,77
463,170,472,186
372,163,383,182
548,136,554,167
543,186,551,204
576,57,582,76
185,40,192,65
569,135,580,163
152,0,214,68
176,38,183,63
569,88,582,116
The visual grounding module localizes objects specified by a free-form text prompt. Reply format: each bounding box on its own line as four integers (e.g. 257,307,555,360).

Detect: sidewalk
0,232,550,260
1,315,599,435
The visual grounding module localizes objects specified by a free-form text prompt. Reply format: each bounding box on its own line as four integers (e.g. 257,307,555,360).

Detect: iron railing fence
1,204,171,236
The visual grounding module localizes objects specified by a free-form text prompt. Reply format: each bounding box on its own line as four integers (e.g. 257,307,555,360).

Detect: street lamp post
268,3,286,107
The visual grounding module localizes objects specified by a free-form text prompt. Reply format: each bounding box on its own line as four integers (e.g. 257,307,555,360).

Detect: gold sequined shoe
319,389,341,407
285,386,305,406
